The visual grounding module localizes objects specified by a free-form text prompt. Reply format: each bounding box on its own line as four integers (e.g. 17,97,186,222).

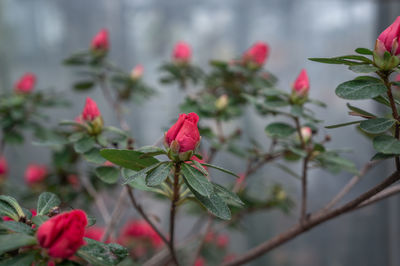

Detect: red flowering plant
2,16,400,266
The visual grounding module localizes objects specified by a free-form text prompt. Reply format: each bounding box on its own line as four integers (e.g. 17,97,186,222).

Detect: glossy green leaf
31,215,49,226
0,233,37,254
265,122,296,138
213,183,244,206
373,135,400,154
136,146,167,157
191,160,209,176
77,238,128,266
348,65,378,73
121,168,160,193
73,81,94,91
0,221,34,235
181,164,214,197
359,118,395,134
200,163,239,178
95,166,120,184
325,120,363,129
100,149,159,171
355,48,373,55
346,103,376,118
0,196,24,218
83,148,107,164
335,78,386,100
371,152,395,161
122,163,161,185
74,136,96,154
190,189,231,220
145,163,173,186
37,192,61,216
0,252,36,266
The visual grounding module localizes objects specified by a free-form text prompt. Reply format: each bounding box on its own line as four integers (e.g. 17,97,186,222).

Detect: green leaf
0,252,36,266
212,183,244,207
348,65,378,73
274,163,302,179
190,189,231,220
83,148,107,164
74,136,96,154
359,118,395,134
136,146,167,157
121,168,160,193
73,81,94,91
31,215,49,226
335,78,387,100
181,164,214,197
0,221,34,235
200,163,239,178
87,215,96,227
265,122,296,138
0,233,37,254
191,160,209,176
145,163,173,187
325,120,363,129
346,103,376,118
373,135,400,154
316,153,358,174
371,152,395,161
37,192,61,216
95,166,120,184
60,120,88,131
100,149,159,171
121,163,161,185
355,48,373,55
103,126,130,137
0,196,24,218
77,238,128,266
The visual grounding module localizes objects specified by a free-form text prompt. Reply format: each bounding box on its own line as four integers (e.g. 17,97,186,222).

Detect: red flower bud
216,234,229,248
0,156,8,176
118,220,163,248
292,69,309,97
130,64,144,80
82,97,101,121
172,41,192,63
376,16,400,57
14,73,36,94
165,113,200,153
243,42,269,66
300,127,312,142
91,29,109,51
25,164,47,186
37,210,87,259
194,257,205,266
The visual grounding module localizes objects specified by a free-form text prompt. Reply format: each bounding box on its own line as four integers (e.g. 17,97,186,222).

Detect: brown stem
223,171,400,266
169,163,181,266
322,161,378,211
382,73,400,170
300,155,310,223
125,185,169,246
294,117,306,149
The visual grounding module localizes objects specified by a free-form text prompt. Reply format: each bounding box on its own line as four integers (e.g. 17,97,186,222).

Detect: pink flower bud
242,42,269,66
37,210,87,259
130,64,144,80
81,97,101,121
14,73,36,94
376,16,400,56
0,156,8,176
91,29,109,51
216,234,229,248
172,41,192,63
292,69,310,97
165,113,200,153
300,127,312,142
25,164,47,186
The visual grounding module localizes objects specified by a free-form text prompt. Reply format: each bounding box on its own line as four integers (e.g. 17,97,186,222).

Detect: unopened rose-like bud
0,156,8,177
25,164,47,186
290,69,310,105
130,64,144,80
81,97,103,135
14,73,36,94
91,29,109,52
215,94,229,110
374,17,400,69
172,41,191,63
242,42,269,66
300,127,312,143
37,210,87,259
165,113,200,161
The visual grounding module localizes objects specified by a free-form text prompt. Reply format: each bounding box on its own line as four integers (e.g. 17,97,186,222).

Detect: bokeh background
1,0,400,265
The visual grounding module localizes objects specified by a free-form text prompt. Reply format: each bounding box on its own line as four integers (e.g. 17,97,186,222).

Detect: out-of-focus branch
101,187,127,242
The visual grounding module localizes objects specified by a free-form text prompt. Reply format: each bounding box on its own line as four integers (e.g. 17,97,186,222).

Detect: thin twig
101,187,127,242
222,171,400,266
300,155,310,223
81,175,111,224
125,185,169,245
169,163,181,266
322,161,378,211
